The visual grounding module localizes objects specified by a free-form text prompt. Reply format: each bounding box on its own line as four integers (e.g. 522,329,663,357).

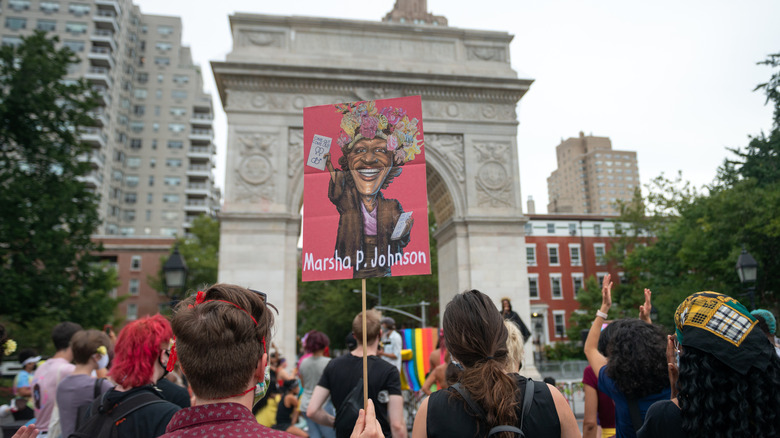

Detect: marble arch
212,12,537,371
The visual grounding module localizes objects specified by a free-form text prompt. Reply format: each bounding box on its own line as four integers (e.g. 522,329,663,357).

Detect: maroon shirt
582,365,616,428
161,402,294,437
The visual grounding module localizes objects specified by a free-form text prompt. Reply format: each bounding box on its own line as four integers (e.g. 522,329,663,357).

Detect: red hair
109,314,172,388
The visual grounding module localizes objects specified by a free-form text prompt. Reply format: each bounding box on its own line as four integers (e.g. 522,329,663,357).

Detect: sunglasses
248,288,267,303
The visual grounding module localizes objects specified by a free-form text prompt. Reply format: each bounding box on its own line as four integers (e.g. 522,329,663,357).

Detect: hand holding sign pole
303,96,431,409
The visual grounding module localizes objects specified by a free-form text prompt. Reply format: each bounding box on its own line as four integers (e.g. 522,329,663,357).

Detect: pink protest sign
302,96,431,281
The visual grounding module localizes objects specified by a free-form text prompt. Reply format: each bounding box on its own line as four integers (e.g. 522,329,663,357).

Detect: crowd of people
1,278,778,438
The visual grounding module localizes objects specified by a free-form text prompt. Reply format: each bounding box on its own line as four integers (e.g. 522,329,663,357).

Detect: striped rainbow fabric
400,327,439,392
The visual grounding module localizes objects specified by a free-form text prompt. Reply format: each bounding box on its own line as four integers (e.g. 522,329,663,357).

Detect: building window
547,245,559,265
160,228,178,237
594,243,606,264
36,19,57,31
173,74,189,84
528,274,539,299
129,279,140,296
526,245,536,266
162,194,180,203
165,158,182,168
597,272,609,287
68,2,90,16
8,0,31,11
62,40,85,52
125,175,139,187
550,275,562,299
569,244,581,266
40,1,60,13
154,57,170,66
171,90,187,100
594,224,602,236
162,211,178,221
5,17,28,30
1,36,23,47
568,223,577,235
130,255,141,270
547,223,555,234
553,311,566,338
157,25,174,35
572,274,584,295
136,72,148,83
124,192,137,204
169,107,186,116
132,105,145,116
134,88,147,99
123,209,135,221
126,157,141,168
64,21,87,34
147,193,153,204
129,121,144,133
524,222,533,235
156,42,172,51
167,140,183,149
164,176,181,186
168,123,185,133
127,303,138,321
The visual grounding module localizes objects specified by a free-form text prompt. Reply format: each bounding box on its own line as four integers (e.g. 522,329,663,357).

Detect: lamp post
735,248,758,309
163,245,188,307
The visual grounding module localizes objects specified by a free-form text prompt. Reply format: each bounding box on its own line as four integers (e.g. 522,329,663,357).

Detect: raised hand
639,288,653,323
600,273,613,311
666,335,680,399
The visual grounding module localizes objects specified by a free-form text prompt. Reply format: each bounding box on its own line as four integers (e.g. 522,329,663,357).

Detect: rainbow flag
400,328,438,392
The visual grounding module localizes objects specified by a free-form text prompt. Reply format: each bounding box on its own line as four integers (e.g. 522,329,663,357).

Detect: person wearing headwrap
637,292,780,438
751,308,780,357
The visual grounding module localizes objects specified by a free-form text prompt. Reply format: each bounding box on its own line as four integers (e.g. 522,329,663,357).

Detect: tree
0,32,118,329
151,215,220,298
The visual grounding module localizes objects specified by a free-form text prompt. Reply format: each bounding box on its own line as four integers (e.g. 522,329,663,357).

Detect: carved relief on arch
288,128,303,178
473,142,513,207
234,131,277,202
426,134,465,183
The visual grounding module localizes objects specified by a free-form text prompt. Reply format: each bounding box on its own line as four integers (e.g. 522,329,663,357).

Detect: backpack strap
451,383,488,423
519,379,534,431
93,378,106,399
453,379,534,438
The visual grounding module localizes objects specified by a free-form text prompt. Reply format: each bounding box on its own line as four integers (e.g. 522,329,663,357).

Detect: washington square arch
212,1,538,373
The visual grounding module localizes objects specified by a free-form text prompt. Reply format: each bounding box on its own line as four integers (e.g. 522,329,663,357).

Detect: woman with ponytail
412,289,579,438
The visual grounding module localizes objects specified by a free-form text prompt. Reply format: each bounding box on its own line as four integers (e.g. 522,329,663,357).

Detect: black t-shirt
637,400,684,438
426,375,560,438
97,385,180,438
156,378,191,408
318,354,402,437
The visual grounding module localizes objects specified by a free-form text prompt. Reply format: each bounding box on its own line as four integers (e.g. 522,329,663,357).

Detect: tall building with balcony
2,0,219,237
547,132,639,215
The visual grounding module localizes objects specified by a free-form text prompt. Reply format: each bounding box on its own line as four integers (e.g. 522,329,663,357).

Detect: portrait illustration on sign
302,96,431,281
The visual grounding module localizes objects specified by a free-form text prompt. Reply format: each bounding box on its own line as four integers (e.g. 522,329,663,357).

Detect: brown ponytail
443,290,520,437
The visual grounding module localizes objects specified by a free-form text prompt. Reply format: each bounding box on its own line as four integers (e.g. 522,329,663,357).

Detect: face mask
96,354,109,370
158,353,170,380
253,364,271,406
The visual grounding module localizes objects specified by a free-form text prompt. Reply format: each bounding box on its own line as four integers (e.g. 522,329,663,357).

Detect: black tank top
276,395,295,426
426,375,561,437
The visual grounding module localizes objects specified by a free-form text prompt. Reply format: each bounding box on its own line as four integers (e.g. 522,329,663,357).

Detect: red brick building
524,214,636,347
94,236,175,325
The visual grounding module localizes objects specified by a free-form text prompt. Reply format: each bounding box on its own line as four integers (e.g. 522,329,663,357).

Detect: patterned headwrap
674,291,773,374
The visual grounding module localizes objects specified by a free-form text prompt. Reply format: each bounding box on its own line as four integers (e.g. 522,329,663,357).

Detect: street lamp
735,248,758,309
163,245,187,305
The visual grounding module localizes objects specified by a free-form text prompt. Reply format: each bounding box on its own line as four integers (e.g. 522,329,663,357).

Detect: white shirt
381,329,403,371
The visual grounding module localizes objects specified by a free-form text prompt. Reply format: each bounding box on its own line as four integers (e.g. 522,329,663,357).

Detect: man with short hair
31,321,82,436
378,317,402,372
159,284,293,437
307,310,406,438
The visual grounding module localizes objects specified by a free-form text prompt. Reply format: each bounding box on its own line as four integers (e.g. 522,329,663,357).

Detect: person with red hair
88,314,180,437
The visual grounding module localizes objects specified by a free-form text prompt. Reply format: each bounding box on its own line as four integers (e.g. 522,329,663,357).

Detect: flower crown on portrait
335,100,423,164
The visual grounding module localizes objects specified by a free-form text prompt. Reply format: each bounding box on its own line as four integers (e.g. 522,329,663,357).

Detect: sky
133,0,780,213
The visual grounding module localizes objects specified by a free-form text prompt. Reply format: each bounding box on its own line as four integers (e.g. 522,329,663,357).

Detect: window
134,88,147,99
594,243,606,264
146,210,152,221
147,193,153,204
157,25,174,35
154,57,170,66
1,36,23,47
172,74,189,84
547,245,559,265
155,89,162,99
130,255,141,270
550,275,562,299
63,40,85,52
162,194,180,203
132,105,145,116
168,123,185,133
170,107,186,116
553,311,566,338
36,19,56,31
528,274,539,299
68,2,89,15
572,274,584,295
524,222,533,235
165,158,182,168
126,157,141,168
171,90,187,100
568,223,577,236
593,223,602,236
167,140,183,149
618,272,626,284
40,1,60,13
127,303,138,321
161,211,178,220
123,209,135,221
5,17,27,30
164,176,181,186
614,222,623,235
149,158,156,168
136,72,148,83
129,121,144,133
148,175,154,186
125,175,139,187
129,279,140,296
526,245,536,266
124,192,137,203
65,21,87,34
160,228,178,237
155,42,172,51
157,74,164,83
547,223,555,234
8,0,31,11
569,244,581,266
130,139,142,149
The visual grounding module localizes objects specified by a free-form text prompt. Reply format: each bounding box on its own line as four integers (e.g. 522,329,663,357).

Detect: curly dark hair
597,321,616,357
604,319,668,398
678,346,780,437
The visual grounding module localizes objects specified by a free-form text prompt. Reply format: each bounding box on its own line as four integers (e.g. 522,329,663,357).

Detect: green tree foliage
151,215,220,299
615,53,780,324
298,212,440,350
0,32,118,329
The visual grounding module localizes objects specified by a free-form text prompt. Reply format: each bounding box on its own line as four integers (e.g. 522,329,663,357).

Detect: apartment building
2,0,219,237
547,132,639,215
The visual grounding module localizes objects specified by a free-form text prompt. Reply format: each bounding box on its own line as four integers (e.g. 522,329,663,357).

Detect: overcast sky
134,0,780,213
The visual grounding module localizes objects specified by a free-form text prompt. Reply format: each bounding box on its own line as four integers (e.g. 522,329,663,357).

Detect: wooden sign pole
362,278,369,410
